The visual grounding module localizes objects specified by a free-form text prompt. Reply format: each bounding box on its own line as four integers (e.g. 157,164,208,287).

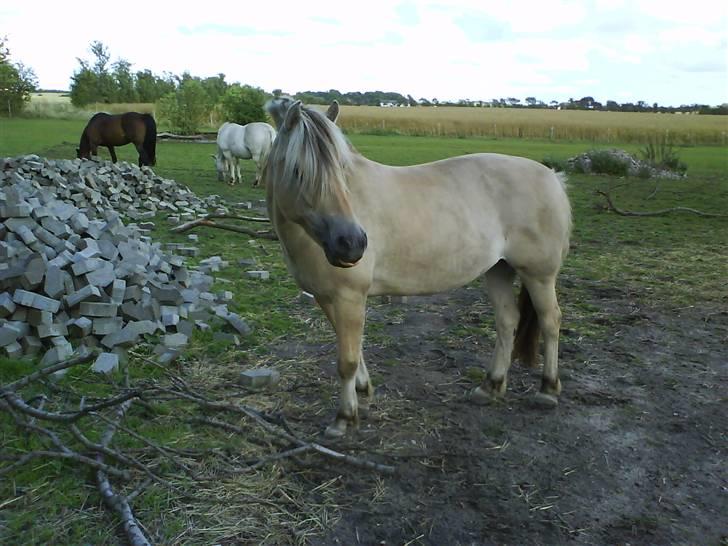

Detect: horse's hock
0,155,254,369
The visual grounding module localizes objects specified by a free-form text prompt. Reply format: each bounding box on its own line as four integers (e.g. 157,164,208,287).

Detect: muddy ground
270,277,727,546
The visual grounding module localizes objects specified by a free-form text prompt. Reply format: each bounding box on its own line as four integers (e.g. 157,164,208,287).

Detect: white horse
212,121,276,186
263,98,572,438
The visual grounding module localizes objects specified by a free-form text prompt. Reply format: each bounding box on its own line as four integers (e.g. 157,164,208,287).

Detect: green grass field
1,117,727,544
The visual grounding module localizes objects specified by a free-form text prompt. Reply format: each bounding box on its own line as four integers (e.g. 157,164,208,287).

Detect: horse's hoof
471,386,498,406
324,422,347,438
530,392,559,409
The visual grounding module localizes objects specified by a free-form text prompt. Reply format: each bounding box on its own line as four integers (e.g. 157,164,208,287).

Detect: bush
220,84,267,126
157,79,210,134
587,149,630,176
542,155,567,172
641,136,688,175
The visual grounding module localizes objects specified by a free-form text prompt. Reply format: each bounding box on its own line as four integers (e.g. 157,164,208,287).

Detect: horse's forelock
270,106,351,205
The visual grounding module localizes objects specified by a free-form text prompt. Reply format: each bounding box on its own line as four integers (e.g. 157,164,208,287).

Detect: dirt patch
268,282,727,545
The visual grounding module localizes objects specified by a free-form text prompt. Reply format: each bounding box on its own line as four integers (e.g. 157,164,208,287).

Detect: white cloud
2,0,726,105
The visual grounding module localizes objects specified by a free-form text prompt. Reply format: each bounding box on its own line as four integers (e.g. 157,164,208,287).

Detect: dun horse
77,112,157,167
213,121,276,186
263,98,572,438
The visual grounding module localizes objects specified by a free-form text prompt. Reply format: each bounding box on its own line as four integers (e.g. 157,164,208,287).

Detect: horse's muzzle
322,224,368,269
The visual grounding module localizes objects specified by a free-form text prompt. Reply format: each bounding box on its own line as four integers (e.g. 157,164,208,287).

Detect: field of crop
23,92,728,144
339,105,728,145
1,116,727,545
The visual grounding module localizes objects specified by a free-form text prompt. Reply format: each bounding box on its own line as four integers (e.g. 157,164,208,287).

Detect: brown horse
77,112,157,166
263,98,572,437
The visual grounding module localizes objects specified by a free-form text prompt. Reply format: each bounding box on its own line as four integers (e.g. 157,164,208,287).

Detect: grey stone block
21,336,43,355
92,352,119,374
2,341,23,358
246,270,270,280
36,323,69,338
0,325,20,346
223,313,252,336
92,316,123,335
162,332,188,348
0,292,16,318
68,317,93,338
239,368,281,389
65,284,102,308
79,302,118,317
27,309,53,326
44,265,65,299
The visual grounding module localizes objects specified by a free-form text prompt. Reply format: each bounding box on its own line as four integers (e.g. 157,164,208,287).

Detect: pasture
1,116,727,545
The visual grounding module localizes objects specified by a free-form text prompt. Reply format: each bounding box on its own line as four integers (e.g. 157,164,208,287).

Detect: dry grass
338,105,728,145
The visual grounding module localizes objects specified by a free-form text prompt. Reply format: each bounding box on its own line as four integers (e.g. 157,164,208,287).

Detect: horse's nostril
337,235,351,251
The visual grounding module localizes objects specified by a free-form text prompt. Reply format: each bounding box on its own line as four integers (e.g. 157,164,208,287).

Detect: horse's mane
266,105,352,205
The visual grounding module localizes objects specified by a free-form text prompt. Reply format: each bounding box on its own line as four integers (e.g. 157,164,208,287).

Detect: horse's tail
142,114,157,166
512,285,540,368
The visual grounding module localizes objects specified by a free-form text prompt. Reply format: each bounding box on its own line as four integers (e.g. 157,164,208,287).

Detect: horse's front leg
107,146,117,163
317,295,367,438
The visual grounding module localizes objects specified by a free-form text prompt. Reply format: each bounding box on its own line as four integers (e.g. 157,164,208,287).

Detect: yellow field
27,93,156,119
338,105,728,145
25,94,728,144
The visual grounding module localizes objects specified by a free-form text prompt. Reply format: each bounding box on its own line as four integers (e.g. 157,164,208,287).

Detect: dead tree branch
96,398,152,546
596,189,728,218
167,389,396,475
169,212,275,241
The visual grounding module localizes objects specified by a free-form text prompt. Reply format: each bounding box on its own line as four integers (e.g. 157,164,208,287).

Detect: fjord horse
77,112,157,167
263,98,572,437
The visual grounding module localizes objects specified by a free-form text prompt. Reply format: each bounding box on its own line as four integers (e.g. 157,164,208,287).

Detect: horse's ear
325,100,340,124
283,100,302,132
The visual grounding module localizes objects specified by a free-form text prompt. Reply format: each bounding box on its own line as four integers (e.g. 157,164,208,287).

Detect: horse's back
243,122,276,154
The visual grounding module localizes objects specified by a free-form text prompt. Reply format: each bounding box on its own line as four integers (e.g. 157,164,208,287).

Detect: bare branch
2,348,98,392
96,399,153,546
170,217,277,238
596,189,728,218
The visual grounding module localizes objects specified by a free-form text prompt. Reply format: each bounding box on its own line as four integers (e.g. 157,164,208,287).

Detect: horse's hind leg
107,146,118,163
316,295,368,437
472,260,519,405
521,274,563,408
135,144,148,166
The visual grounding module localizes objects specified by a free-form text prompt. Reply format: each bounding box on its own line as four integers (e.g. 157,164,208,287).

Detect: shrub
641,136,687,175
585,149,630,176
220,84,267,126
157,79,210,134
542,155,567,172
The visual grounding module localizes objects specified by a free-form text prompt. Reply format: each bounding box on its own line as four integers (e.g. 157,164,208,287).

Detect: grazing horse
212,121,276,186
263,98,572,438
77,112,157,167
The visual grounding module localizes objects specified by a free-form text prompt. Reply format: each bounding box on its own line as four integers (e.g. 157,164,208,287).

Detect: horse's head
211,153,225,181
263,100,366,268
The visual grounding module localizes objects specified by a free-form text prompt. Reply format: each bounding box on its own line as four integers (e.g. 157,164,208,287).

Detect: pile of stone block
1,155,228,223
1,156,252,373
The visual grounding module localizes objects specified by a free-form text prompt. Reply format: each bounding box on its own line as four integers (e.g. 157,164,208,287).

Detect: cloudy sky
3,0,727,106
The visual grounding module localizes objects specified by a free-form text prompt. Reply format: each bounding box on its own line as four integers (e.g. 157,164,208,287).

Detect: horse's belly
369,238,502,296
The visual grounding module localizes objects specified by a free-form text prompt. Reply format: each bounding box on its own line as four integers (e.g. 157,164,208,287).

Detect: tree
0,37,38,116
157,77,211,134
112,59,137,103
220,84,267,125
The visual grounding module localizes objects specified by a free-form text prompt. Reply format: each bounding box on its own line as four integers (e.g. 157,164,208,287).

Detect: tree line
2,38,726,126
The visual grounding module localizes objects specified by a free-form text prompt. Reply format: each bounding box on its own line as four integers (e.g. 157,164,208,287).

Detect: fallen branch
96,399,152,546
596,189,728,218
169,390,396,475
170,216,277,239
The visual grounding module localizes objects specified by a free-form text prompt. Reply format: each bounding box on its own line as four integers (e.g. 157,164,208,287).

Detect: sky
2,0,727,107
